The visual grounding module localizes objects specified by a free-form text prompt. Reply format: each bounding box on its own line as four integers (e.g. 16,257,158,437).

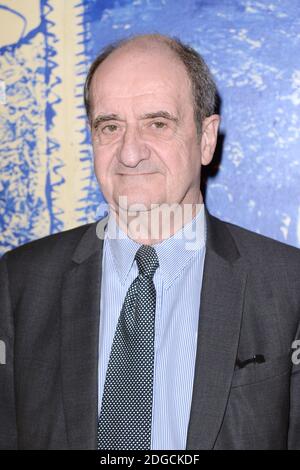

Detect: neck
110,194,204,245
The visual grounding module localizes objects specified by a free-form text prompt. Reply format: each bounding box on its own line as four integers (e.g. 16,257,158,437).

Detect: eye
102,124,118,133
151,121,167,129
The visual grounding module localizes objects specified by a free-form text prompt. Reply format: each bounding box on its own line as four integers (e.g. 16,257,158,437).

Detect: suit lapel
186,212,248,449
60,217,107,449
59,211,247,450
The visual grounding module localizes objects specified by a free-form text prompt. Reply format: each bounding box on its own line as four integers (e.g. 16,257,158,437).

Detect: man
0,33,300,450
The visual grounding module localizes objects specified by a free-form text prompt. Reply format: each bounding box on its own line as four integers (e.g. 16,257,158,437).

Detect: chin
113,192,162,212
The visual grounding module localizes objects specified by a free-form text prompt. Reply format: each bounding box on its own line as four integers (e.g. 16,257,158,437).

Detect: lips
118,173,155,176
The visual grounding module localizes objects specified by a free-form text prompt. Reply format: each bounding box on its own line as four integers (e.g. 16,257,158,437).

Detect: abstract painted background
0,0,300,255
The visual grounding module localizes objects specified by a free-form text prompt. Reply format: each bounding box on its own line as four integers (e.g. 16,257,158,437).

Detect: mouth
118,173,156,176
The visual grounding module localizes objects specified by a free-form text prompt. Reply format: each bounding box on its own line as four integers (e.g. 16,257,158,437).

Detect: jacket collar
62,209,247,449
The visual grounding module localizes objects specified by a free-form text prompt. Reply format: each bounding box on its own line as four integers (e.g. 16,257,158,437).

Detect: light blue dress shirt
98,204,206,450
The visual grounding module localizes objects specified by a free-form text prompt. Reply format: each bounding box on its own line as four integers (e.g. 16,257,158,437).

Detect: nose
117,124,150,168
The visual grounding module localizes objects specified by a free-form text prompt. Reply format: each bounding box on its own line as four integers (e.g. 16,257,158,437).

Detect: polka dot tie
97,244,159,450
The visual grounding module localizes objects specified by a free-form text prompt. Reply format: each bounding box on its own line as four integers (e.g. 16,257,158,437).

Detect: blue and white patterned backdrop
0,0,300,255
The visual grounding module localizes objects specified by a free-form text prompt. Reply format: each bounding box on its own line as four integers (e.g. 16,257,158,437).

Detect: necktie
97,244,159,450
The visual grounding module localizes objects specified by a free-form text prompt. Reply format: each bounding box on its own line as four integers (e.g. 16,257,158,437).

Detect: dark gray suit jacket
1,210,300,449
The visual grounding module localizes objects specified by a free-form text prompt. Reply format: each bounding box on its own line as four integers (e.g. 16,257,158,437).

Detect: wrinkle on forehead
93,89,184,108
90,45,193,113
92,90,186,124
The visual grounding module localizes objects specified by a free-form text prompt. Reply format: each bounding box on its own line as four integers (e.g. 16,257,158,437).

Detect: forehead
90,45,193,113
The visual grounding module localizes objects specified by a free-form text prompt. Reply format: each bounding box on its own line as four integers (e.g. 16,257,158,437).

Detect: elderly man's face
90,45,219,213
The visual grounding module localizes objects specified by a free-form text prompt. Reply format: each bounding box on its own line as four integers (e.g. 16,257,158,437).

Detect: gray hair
84,33,218,133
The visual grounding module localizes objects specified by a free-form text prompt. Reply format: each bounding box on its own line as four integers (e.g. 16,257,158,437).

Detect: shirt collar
105,204,206,289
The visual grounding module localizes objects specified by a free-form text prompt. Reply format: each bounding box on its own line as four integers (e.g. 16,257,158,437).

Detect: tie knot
135,245,159,279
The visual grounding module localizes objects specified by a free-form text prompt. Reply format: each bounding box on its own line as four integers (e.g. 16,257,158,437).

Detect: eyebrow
92,114,124,129
92,110,179,129
139,111,179,123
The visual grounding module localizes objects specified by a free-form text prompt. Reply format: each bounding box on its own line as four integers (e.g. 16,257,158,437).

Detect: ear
200,114,220,166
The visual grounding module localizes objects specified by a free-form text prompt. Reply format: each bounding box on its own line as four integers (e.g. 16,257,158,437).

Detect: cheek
92,145,114,177
163,139,201,190
174,134,201,169
153,137,192,175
